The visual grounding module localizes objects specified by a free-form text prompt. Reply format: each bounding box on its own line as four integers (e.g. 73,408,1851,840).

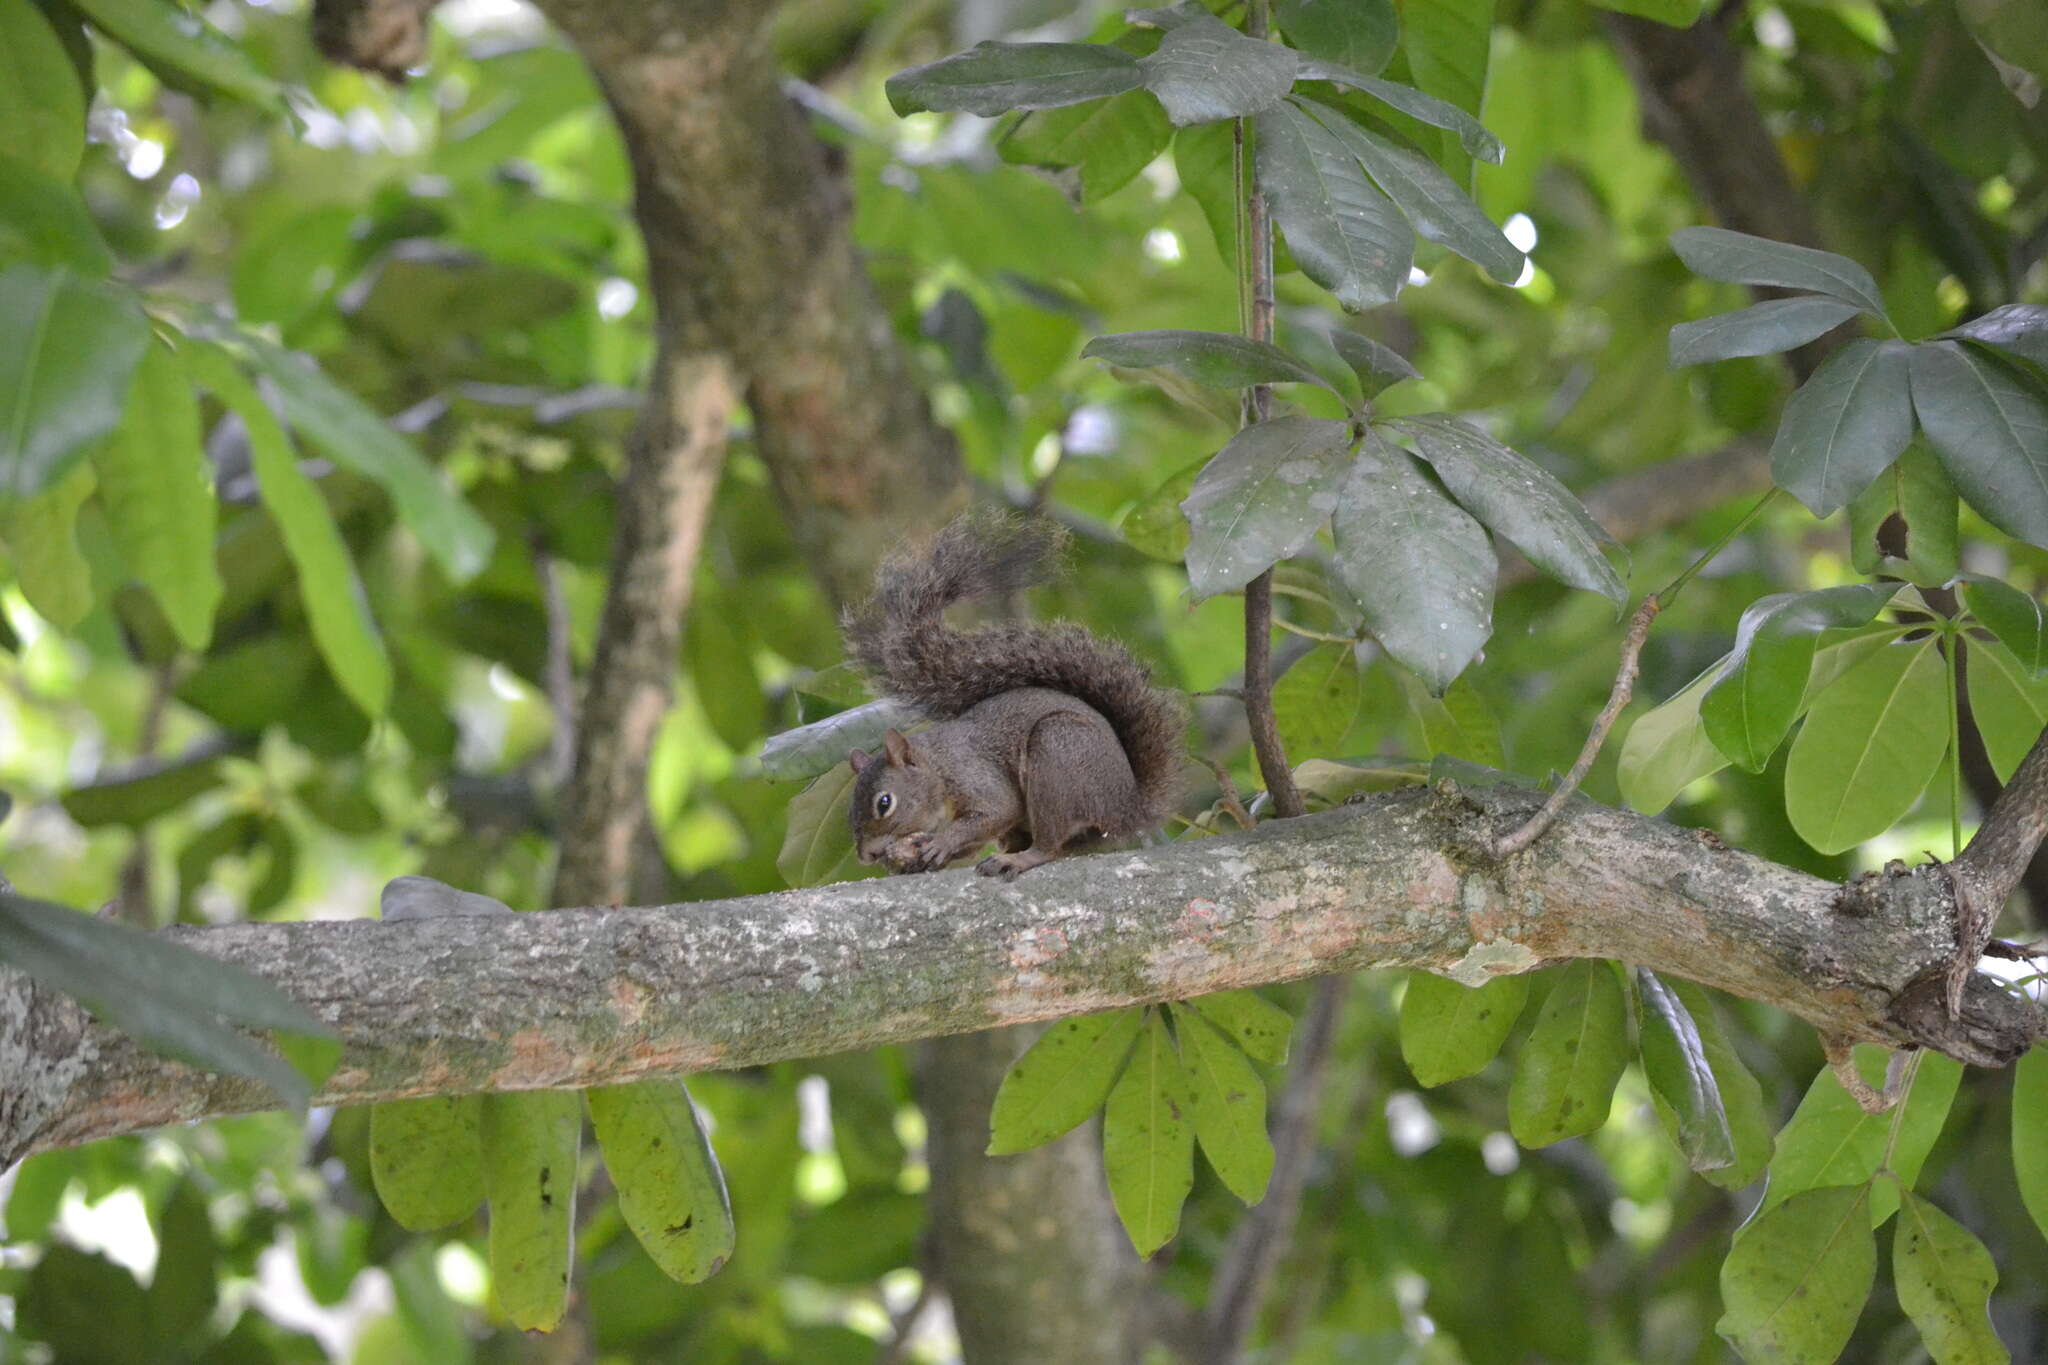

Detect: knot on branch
1887,972,2042,1068
311,0,440,79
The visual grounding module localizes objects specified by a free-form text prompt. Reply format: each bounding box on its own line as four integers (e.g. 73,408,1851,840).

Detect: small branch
1242,572,1305,819
1491,595,1662,858
531,537,579,793
1822,1033,1901,1115
1191,754,1254,831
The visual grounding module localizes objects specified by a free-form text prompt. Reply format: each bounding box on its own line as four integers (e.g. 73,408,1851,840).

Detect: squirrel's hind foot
976,848,1058,880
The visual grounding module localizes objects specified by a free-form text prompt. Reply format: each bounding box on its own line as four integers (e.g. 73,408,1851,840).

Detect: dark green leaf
1594,0,1708,24
1669,296,1863,368
1849,444,1959,587
1371,0,1491,183
1699,583,1902,773
1662,979,1773,1188
17,1245,151,1365
885,42,1143,117
1255,102,1413,312
1717,1185,1875,1363
0,263,148,498
761,698,921,783
1172,1005,1274,1203
0,2,86,179
1912,340,2048,548
1399,971,1528,1086
1784,634,1947,854
1634,967,1734,1172
1964,577,2048,675
1331,439,1493,693
1769,339,1916,517
1102,1010,1195,1256
1273,640,1362,757
1946,303,2048,371
148,1180,219,1347
1294,61,1505,165
1894,1193,2007,1365
62,742,242,827
1299,101,1522,283
1671,227,1889,318
1184,989,1294,1064
0,156,114,276
987,1008,1145,1154
67,0,281,107
1181,415,1356,598
1000,89,1172,202
2013,1046,2048,1249
1507,961,1630,1146
1959,0,2048,85
1327,328,1418,399
1278,0,1397,77
1397,414,1624,604
1138,13,1299,125
1082,329,1335,391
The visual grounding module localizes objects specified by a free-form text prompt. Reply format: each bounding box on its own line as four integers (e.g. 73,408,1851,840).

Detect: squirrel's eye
875,793,893,817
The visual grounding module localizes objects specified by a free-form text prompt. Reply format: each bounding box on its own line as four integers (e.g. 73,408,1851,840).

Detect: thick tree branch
6,785,2037,1168
1954,725,2048,913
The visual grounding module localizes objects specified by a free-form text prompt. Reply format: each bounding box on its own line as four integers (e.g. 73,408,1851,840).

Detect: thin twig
1271,617,1356,645
532,536,579,793
1243,572,1304,819
1192,754,1255,831
1491,595,1662,858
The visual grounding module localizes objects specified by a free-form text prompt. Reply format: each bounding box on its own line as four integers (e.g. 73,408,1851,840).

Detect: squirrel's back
843,513,1185,830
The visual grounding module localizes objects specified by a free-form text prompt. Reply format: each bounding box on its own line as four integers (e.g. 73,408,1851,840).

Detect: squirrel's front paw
882,832,933,873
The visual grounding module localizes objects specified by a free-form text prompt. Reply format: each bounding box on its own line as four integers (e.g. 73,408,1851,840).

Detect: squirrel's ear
882,728,916,767
848,748,870,773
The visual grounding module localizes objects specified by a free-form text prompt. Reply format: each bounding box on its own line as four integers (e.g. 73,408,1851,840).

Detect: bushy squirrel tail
843,511,1187,829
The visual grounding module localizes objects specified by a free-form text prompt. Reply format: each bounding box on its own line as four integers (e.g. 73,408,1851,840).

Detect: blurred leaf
1278,0,1397,77
481,1090,580,1331
1001,89,1172,202
1670,296,1862,368
1274,641,1361,758
63,741,243,827
1634,968,1734,1172
1594,0,1708,24
0,1,85,178
1894,1193,2007,1365
886,42,1142,116
1770,340,1916,517
1184,989,1293,1064
1717,1185,1875,1363
1332,440,1493,694
370,1096,486,1232
1294,61,1505,165
1783,635,1946,855
1,461,94,627
0,263,148,498
1507,961,1628,1147
684,604,762,752
2012,1046,2048,1247
1700,584,1902,773
1181,415,1356,598
1256,101,1412,312
1119,459,1200,563
1959,0,2048,82
777,761,875,888
16,1245,151,1365
1102,1010,1195,1257
1139,13,1298,125
1671,227,1889,318
1912,340,2048,549
0,891,330,1110
1849,444,1959,587
147,1179,218,1348
1405,671,1506,767
91,341,220,650
1400,971,1528,1086
588,1080,734,1284
787,1189,924,1285
1172,120,1239,261
761,699,920,782
988,1007,1145,1154
0,156,113,275
1962,576,2048,674
1082,329,1336,392
1171,1005,1273,1203
67,0,280,106
1374,0,1491,182
1963,636,2048,782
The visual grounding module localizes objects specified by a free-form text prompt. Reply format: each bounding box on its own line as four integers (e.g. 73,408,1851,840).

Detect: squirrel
842,513,1185,879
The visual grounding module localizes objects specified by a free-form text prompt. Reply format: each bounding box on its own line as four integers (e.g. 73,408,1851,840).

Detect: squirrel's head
847,728,945,865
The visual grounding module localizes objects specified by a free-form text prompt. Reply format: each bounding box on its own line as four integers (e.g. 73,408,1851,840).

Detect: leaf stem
1946,630,1964,861
1655,488,1782,606
1271,617,1358,644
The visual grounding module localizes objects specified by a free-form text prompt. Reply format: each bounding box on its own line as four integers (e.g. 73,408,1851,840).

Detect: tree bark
7,784,2037,1167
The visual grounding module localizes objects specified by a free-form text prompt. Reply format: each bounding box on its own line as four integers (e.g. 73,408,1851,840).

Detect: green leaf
1082,329,1336,392
1912,339,2048,549
1119,459,1200,563
1332,439,1494,694
1400,971,1528,1086
1762,1045,1962,1225
1298,101,1522,283
1963,577,2048,675
1634,968,1734,1173
1946,303,2048,371
1102,1010,1196,1257
1661,979,1773,1189
760,698,920,783
588,1080,735,1284
1959,0,2048,84
1594,0,1708,25
1328,328,1418,399
1181,414,1357,598
66,0,281,107
17,1245,151,1365
231,332,495,582
1669,296,1863,368
147,1179,218,1348
1000,89,1172,202
90,340,220,650
1717,1185,1876,1363
1278,0,1397,76
186,342,392,718
1184,989,1294,1064
1507,961,1630,1147
1,462,94,628
1294,61,1505,165
1963,636,2048,782
777,761,870,888
0,264,149,498
1396,414,1624,604
987,1007,1146,1154
0,891,330,1110
1849,443,1960,587
1671,227,1889,318
1405,671,1506,767
0,156,114,276
1274,640,1361,758
1784,635,1948,854
1171,119,1239,261
2013,1046,2048,1248
62,742,243,827
1171,1005,1274,1203
684,603,762,752
481,1090,581,1331
0,0,86,179
1700,584,1903,774
1138,13,1298,125
1378,0,1493,183
886,41,1142,117
1256,101,1413,312
1895,1193,2007,1365
370,1096,486,1232
1768,339,1916,517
